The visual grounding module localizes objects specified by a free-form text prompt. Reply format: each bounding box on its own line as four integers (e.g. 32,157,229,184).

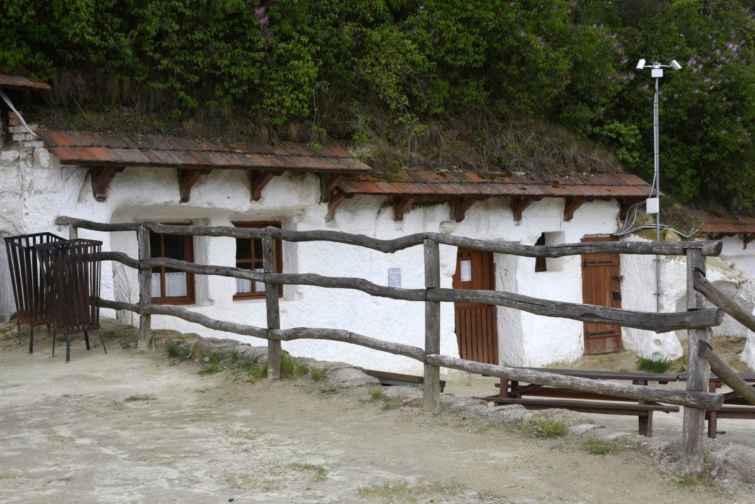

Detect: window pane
237,238,252,260
163,234,187,260
149,232,161,257
151,273,161,297
253,238,263,260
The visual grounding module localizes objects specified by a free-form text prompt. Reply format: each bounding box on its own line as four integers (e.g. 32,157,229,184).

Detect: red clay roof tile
37,130,371,173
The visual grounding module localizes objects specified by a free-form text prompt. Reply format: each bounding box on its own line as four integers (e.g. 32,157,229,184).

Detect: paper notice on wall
460,260,472,282
388,268,401,288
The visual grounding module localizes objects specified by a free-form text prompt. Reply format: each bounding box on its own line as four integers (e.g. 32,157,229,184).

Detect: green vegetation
248,351,309,380
309,368,324,382
521,415,569,439
637,357,673,374
583,437,614,455
380,398,402,411
124,394,156,402
356,481,460,502
319,384,338,397
198,351,222,375
369,388,384,400
288,463,327,483
3,1,754,211
165,341,190,360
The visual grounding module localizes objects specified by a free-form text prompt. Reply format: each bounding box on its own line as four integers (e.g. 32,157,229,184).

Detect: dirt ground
1,320,755,504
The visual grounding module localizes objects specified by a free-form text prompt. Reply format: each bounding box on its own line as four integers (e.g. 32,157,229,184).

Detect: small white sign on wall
388,267,401,288
460,260,472,282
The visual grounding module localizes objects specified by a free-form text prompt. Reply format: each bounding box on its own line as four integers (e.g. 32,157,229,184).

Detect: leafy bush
637,357,672,374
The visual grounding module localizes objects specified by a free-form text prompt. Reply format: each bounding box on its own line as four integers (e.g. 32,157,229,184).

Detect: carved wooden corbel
451,196,484,222
90,166,125,202
563,197,587,222
249,170,283,201
326,189,352,221
178,168,211,202
393,196,416,221
511,196,541,222
320,174,345,202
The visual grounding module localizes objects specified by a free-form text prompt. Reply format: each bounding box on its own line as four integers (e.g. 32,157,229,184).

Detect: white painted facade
2,139,754,372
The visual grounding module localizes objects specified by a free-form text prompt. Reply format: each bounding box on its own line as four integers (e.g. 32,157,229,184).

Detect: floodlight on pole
636,59,681,312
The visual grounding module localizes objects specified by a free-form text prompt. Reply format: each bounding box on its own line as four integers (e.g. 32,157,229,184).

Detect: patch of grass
369,388,384,400
381,398,402,411
309,368,324,382
165,341,190,360
289,463,327,482
198,351,222,375
248,352,308,380
124,394,156,402
319,384,338,397
637,356,672,374
676,473,703,486
356,481,460,502
583,438,614,455
522,415,568,439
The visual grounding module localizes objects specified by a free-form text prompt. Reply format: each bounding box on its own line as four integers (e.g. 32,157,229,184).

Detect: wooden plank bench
701,376,755,439
365,369,447,393
480,369,681,437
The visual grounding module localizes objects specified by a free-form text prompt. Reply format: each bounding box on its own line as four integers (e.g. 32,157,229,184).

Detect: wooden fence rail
55,215,730,475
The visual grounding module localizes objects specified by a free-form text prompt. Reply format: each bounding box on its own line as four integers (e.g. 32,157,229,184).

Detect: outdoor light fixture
636,59,682,312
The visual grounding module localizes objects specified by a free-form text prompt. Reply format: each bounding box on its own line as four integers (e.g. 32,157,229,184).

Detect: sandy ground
1,321,755,504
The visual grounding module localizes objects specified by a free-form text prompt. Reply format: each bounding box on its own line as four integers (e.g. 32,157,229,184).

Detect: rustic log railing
56,216,731,474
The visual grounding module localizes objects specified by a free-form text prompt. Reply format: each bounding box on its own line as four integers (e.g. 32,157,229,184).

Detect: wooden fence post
137,224,152,350
264,232,282,380
682,248,713,475
68,224,78,240
423,238,441,410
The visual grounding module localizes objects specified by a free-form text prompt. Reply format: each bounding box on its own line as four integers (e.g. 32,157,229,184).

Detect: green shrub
198,351,222,375
637,357,672,374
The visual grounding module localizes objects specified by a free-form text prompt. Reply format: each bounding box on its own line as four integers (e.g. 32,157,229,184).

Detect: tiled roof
337,170,653,199
0,71,51,92
691,211,755,236
37,130,371,173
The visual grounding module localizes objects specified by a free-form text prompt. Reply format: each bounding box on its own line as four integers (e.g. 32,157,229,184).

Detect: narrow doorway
452,248,499,364
581,236,622,354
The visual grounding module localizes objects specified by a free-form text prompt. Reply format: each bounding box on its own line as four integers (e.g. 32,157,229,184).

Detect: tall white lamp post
636,58,681,312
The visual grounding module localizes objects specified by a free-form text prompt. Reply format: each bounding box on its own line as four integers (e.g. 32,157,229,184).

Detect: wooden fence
54,216,746,474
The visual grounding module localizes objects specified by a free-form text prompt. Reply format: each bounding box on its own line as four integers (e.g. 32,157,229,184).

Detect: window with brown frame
233,221,282,299
149,228,195,304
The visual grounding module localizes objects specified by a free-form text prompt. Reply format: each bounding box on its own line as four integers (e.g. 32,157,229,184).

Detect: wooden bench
365,369,447,393
701,376,755,439
480,369,681,437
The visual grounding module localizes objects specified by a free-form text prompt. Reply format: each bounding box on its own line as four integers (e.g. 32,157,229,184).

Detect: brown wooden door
581,236,622,354
452,248,499,364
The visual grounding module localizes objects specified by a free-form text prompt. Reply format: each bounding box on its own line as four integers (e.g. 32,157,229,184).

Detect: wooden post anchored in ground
423,238,441,410
264,232,282,380
683,249,713,475
137,223,152,350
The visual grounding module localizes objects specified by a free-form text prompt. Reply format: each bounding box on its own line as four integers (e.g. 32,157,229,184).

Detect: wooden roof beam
325,189,352,222
178,168,212,203
90,166,125,202
452,196,485,222
393,196,416,221
511,196,541,222
743,234,755,249
563,197,587,222
320,173,345,202
250,170,284,201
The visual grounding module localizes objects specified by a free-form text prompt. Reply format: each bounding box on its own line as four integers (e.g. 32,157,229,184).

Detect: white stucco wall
621,235,755,369
6,140,753,371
